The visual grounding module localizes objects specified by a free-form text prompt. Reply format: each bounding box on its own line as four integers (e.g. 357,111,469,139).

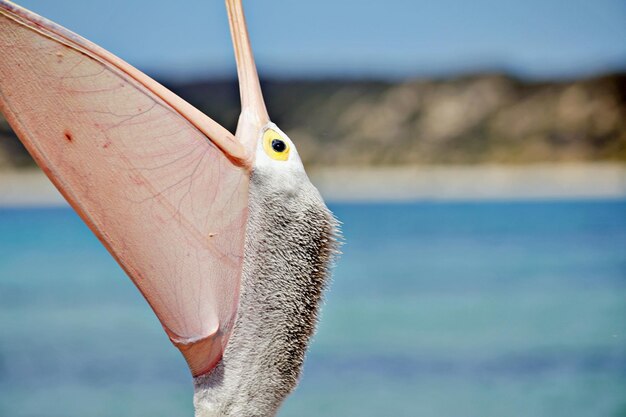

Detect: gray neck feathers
193,169,339,417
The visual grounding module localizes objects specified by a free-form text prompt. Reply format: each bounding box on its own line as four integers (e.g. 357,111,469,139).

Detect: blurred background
0,1,625,416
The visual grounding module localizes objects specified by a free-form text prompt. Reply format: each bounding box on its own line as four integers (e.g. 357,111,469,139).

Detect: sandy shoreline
1,163,625,206
310,163,626,202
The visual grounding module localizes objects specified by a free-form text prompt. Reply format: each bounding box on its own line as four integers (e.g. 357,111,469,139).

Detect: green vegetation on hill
1,73,625,169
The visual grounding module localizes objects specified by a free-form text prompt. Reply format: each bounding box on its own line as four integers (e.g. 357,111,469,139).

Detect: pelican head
195,4,340,412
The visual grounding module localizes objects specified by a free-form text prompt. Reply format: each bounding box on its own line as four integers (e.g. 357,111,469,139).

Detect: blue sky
17,0,626,80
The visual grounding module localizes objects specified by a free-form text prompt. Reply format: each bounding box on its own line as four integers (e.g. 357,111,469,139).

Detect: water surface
0,201,624,416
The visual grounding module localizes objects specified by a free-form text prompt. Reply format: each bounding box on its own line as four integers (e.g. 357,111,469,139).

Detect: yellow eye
262,129,290,161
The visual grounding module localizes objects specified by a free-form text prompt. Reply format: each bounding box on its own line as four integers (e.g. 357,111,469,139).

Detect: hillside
1,73,625,169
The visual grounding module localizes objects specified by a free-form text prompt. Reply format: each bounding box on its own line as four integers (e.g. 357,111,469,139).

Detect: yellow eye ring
262,129,290,161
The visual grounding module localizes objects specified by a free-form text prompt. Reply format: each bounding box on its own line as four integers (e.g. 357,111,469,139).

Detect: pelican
0,1,339,415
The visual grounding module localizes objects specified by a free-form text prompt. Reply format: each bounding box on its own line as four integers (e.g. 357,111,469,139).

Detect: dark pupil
271,139,286,153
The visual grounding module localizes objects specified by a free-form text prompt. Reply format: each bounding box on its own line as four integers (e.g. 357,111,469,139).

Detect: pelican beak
226,0,270,154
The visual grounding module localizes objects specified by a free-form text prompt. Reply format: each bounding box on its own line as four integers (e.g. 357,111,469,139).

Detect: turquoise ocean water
0,200,624,416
